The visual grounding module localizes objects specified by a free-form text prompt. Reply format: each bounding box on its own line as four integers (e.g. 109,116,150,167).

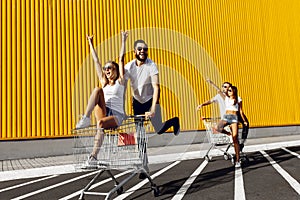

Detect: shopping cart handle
126,115,147,121
201,116,221,120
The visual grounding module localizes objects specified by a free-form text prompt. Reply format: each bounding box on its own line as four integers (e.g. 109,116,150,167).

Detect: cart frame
72,116,159,200
201,117,235,163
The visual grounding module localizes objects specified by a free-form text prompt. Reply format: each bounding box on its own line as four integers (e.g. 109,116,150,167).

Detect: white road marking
114,161,181,200
171,160,208,200
0,175,58,193
281,147,300,159
234,166,246,200
0,164,77,182
11,170,100,200
260,150,300,195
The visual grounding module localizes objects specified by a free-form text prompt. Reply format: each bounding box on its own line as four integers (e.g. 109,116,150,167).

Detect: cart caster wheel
117,186,123,195
205,155,211,162
152,184,160,197
231,158,235,165
224,153,229,160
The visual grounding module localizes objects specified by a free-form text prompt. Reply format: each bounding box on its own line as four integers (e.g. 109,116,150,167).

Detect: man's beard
135,53,147,62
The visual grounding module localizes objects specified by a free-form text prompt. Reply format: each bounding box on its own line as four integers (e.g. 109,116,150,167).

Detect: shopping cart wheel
224,153,229,160
117,186,123,195
205,155,211,162
231,157,235,165
151,184,160,197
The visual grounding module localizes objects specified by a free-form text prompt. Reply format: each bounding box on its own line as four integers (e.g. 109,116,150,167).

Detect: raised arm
118,31,128,84
87,35,105,84
206,78,226,99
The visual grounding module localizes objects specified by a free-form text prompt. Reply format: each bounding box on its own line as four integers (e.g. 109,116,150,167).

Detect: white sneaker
76,115,91,129
235,161,241,168
81,155,98,169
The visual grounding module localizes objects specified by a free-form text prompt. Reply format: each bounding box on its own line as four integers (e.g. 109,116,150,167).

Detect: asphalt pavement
1,131,300,200
1,134,300,175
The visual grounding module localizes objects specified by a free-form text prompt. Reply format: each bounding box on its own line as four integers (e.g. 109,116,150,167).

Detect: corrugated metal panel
1,0,300,140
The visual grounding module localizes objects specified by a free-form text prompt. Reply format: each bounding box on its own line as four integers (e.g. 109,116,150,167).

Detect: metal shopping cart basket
72,116,160,200
201,117,234,164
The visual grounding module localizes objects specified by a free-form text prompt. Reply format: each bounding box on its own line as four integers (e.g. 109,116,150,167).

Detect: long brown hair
229,86,238,105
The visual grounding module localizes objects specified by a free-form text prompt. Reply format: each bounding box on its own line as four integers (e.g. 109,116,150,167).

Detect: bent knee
98,119,104,128
93,87,104,95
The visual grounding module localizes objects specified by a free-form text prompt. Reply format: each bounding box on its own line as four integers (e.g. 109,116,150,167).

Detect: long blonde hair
102,61,120,85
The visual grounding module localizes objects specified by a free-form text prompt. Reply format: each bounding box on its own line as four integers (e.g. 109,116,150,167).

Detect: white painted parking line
2,140,300,183
150,140,300,164
114,161,181,200
11,170,100,200
59,170,130,200
0,164,77,182
281,147,300,159
0,175,58,193
260,150,300,195
234,167,246,200
171,160,208,200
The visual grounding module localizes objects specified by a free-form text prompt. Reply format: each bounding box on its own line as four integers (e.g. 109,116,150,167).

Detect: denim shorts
106,107,125,126
222,114,238,124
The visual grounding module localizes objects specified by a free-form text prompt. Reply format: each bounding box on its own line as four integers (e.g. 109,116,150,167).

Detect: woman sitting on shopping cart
206,79,247,168
75,31,129,166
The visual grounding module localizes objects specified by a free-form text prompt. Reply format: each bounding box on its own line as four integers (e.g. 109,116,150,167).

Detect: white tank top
103,80,125,114
225,96,239,111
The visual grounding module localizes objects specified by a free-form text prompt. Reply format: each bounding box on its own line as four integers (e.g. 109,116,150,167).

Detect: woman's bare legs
91,116,119,157
215,120,231,135
85,87,106,118
90,88,119,158
76,87,107,129
231,123,240,162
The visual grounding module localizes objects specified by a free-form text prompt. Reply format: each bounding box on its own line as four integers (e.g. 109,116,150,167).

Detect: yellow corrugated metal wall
1,0,300,140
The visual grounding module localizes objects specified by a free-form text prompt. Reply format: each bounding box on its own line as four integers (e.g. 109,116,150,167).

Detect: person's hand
121,30,129,41
86,35,94,41
145,111,155,119
244,121,248,126
196,104,202,111
206,78,212,84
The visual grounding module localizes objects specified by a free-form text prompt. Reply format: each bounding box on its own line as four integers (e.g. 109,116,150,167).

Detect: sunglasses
136,47,148,51
103,65,114,70
222,85,229,88
228,89,233,92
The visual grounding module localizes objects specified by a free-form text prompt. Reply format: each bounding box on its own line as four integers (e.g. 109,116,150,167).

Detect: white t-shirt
124,58,159,103
225,96,239,111
211,94,226,117
211,94,242,116
103,80,125,114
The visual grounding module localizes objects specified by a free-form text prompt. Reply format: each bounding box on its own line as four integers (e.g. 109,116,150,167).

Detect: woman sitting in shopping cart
206,79,247,168
75,31,129,166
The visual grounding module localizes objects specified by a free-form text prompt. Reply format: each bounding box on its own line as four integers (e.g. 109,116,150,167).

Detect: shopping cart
201,117,235,164
72,116,160,200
